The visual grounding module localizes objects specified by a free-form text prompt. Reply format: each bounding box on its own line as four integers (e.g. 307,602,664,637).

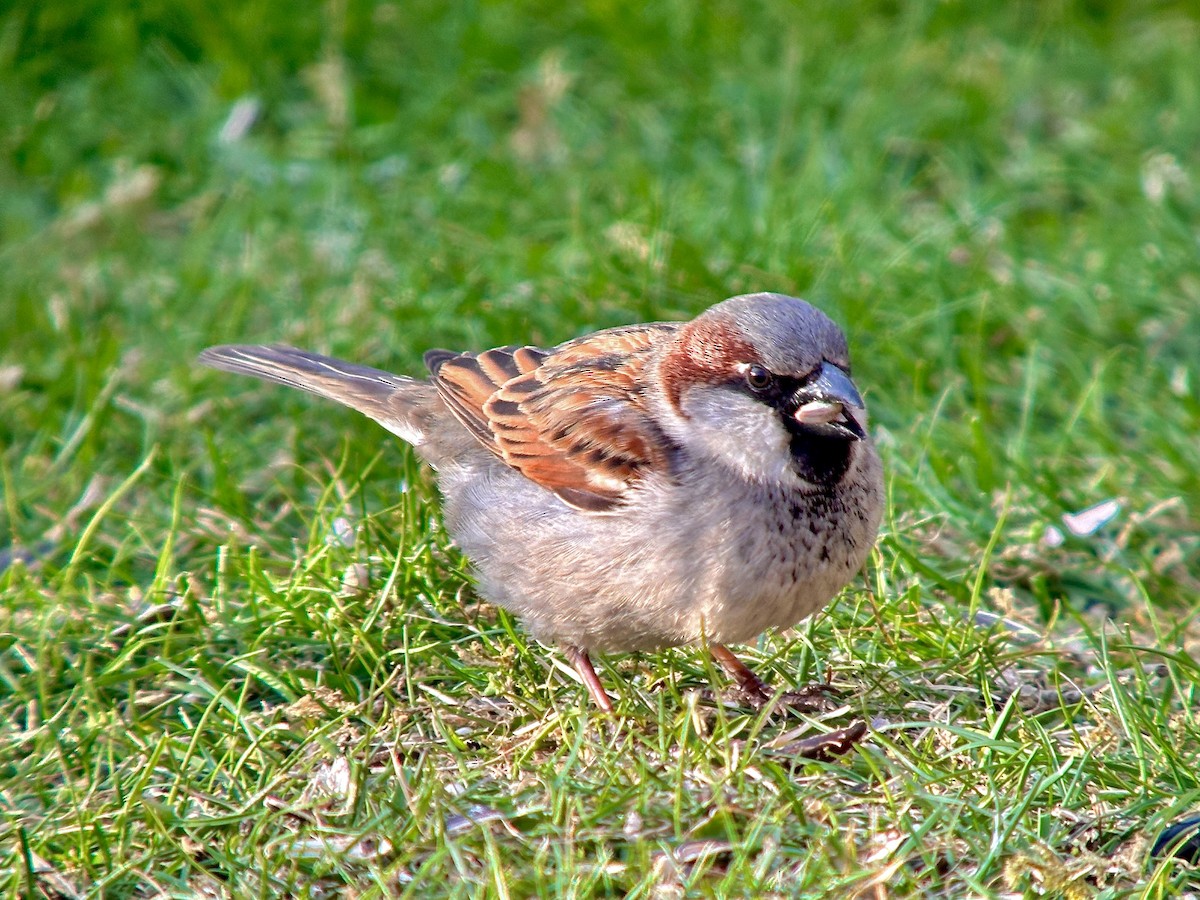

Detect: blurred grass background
2,0,1199,896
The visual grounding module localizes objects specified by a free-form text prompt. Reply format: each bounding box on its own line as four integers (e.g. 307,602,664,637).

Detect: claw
710,644,841,714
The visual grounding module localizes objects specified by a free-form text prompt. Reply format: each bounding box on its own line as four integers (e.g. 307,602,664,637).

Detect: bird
198,293,883,712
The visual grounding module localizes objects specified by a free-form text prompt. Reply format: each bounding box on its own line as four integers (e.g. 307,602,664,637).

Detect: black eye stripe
739,372,821,422
740,369,817,394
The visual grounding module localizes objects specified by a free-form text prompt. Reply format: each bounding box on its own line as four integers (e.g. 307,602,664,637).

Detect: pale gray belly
439,451,881,653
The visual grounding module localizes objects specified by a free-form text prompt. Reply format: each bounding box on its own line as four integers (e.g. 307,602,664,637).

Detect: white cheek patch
676,389,794,483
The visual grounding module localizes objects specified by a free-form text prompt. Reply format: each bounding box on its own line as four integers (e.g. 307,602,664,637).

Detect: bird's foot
770,683,843,714
711,644,842,715
729,680,842,714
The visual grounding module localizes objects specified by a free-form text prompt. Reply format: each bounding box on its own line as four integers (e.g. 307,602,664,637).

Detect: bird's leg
710,644,774,707
565,646,614,713
710,644,839,713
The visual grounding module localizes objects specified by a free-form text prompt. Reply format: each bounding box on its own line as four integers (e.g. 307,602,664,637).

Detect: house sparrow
199,293,883,712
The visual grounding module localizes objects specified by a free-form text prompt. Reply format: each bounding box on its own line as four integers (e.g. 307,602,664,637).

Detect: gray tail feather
198,344,434,444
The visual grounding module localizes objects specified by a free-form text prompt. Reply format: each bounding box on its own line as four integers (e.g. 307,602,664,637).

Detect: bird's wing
426,323,680,511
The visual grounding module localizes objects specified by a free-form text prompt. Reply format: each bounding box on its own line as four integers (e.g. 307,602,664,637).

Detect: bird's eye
745,364,773,391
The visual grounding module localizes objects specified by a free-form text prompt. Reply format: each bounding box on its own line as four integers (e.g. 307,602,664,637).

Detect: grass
2,0,1199,895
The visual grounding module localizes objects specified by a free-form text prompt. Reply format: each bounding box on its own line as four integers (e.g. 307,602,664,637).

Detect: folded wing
427,324,679,511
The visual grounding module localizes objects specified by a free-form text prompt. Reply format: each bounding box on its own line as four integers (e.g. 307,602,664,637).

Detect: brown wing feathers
427,325,677,511
423,346,548,449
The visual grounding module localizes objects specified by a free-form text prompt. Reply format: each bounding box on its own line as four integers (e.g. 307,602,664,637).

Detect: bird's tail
198,344,438,447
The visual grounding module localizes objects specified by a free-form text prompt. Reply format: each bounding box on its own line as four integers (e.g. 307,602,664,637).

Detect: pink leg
565,646,614,712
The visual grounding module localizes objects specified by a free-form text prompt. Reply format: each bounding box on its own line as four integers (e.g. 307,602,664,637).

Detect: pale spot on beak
794,399,844,425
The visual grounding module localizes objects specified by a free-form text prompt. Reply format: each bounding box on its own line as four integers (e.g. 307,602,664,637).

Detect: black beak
790,362,866,441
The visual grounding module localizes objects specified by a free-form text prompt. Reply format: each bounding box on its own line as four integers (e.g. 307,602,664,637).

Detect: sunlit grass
2,1,1199,896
